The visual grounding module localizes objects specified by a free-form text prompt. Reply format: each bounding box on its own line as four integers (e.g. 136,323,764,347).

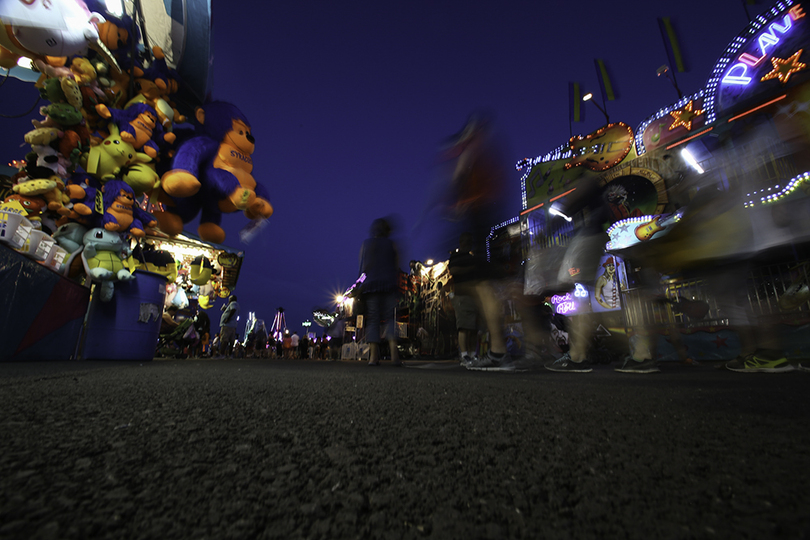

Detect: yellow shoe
726,352,793,373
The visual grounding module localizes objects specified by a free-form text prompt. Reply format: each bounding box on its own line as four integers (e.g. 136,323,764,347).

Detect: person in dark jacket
359,217,402,366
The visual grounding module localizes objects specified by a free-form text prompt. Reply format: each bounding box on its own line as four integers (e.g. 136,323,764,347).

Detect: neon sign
550,284,589,315
722,5,805,86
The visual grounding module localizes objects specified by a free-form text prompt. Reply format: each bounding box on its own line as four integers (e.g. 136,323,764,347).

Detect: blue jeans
364,292,398,343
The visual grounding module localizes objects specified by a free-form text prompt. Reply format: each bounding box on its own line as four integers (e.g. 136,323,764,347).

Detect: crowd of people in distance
157,293,338,360
208,331,335,360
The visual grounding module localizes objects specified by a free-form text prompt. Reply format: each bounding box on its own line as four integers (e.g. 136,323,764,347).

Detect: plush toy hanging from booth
154,101,274,243
1,4,271,255
99,179,157,237
0,0,109,70
189,255,214,285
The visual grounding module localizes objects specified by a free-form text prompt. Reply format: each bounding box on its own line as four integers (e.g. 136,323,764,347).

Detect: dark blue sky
0,0,767,336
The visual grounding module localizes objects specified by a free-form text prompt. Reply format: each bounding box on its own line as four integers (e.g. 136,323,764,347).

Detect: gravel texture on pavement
0,359,808,540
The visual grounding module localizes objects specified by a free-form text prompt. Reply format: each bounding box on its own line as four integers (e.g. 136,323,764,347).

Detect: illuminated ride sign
639,97,709,152
636,1,808,154
722,5,806,86
565,122,634,172
712,2,809,119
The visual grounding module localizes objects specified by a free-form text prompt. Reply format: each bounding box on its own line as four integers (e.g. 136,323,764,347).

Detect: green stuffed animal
32,103,83,129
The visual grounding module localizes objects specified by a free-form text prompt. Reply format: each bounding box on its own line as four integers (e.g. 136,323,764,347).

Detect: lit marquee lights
515,144,573,171
492,216,520,231
743,171,810,207
485,216,520,261
564,122,634,172
668,100,705,131
516,146,572,211
607,215,655,238
634,90,705,155
605,213,683,250
704,0,801,123
759,48,808,83
521,2,807,209
720,6,804,86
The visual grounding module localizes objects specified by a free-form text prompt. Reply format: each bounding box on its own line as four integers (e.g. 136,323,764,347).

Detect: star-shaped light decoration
760,49,808,84
668,100,704,131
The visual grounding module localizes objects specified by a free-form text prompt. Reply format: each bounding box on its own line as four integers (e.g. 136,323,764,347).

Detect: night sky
0,0,768,338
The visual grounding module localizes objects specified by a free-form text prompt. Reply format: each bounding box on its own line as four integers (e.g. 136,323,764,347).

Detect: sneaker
726,352,794,373
474,358,522,372
460,354,473,368
544,352,592,373
466,351,510,371
614,357,660,374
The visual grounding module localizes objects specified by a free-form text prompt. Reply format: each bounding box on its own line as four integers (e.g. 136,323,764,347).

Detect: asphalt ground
0,358,808,540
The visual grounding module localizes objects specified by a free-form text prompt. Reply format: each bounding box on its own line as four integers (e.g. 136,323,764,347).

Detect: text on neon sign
722,5,805,86
550,284,589,315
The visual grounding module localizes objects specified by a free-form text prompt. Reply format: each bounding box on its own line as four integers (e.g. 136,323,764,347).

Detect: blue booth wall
0,245,90,361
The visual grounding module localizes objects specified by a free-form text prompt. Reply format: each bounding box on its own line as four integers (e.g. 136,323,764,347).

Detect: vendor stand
78,233,243,361
405,260,455,358
0,1,263,361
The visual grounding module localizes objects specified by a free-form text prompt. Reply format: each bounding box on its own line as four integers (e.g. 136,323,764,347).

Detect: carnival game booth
0,0,267,361
405,260,456,358
514,0,810,362
131,232,244,311
78,232,243,361
0,198,243,361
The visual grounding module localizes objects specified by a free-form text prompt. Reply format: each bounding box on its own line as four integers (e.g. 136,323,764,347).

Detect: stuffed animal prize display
0,0,268,307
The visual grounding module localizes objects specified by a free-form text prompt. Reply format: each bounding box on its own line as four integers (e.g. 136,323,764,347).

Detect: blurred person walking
448,232,482,366
359,217,402,366
192,306,211,357
541,176,615,373
282,332,292,358
434,114,512,369
219,295,240,358
298,334,309,360
618,182,792,373
252,320,268,358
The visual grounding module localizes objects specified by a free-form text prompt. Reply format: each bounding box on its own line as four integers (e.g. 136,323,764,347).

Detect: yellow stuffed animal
13,177,70,215
23,127,62,146
80,123,152,181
